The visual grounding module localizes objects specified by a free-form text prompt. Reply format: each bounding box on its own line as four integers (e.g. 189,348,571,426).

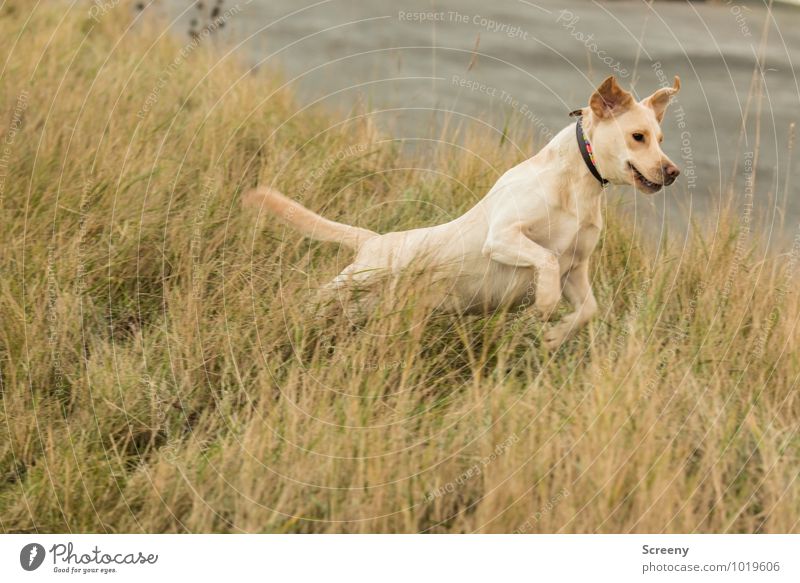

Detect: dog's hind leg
313,263,382,319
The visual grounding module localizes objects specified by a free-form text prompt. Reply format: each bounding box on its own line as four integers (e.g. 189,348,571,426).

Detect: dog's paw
542,319,575,351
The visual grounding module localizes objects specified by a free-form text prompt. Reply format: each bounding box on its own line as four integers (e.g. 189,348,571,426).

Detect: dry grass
1,2,799,533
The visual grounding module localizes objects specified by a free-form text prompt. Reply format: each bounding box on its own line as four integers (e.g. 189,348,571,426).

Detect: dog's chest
528,212,601,270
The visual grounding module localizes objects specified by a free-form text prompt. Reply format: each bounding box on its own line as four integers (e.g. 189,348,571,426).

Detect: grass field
1,2,799,533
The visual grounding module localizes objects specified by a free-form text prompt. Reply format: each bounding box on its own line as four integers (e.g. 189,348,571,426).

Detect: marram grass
0,2,798,533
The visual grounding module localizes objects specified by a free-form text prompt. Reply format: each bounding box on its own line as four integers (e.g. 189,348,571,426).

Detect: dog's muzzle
662,163,680,186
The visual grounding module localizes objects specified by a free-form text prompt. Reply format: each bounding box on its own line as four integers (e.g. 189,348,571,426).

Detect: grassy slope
1,2,799,533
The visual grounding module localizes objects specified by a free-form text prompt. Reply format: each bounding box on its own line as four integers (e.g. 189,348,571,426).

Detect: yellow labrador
244,76,681,349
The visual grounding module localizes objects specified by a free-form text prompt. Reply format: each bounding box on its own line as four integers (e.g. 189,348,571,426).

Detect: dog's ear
643,76,681,123
589,76,634,119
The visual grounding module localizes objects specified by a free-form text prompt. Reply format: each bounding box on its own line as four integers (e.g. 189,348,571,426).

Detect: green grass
0,1,799,533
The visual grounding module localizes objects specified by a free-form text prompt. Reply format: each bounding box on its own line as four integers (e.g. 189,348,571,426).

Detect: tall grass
1,2,798,533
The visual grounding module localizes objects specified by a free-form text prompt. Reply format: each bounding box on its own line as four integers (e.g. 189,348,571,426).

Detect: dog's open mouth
628,162,663,193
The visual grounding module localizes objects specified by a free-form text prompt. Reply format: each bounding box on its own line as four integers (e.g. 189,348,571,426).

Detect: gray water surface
162,0,800,242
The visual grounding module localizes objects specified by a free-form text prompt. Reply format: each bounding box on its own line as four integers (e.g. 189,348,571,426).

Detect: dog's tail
242,186,377,250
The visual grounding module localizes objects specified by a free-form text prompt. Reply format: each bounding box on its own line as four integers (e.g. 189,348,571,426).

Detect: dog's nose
662,163,680,185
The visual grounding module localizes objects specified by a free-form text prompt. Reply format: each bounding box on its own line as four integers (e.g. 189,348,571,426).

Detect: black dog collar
572,113,608,186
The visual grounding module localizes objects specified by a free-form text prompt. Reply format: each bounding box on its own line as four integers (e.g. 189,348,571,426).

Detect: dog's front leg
542,261,598,349
482,223,561,319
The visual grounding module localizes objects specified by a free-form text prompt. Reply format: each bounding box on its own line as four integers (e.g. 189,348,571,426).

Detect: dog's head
583,75,681,193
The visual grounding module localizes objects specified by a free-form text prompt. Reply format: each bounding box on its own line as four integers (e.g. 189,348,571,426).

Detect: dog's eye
632,133,645,142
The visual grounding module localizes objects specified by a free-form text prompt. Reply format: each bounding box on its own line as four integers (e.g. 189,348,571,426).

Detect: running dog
244,75,681,349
